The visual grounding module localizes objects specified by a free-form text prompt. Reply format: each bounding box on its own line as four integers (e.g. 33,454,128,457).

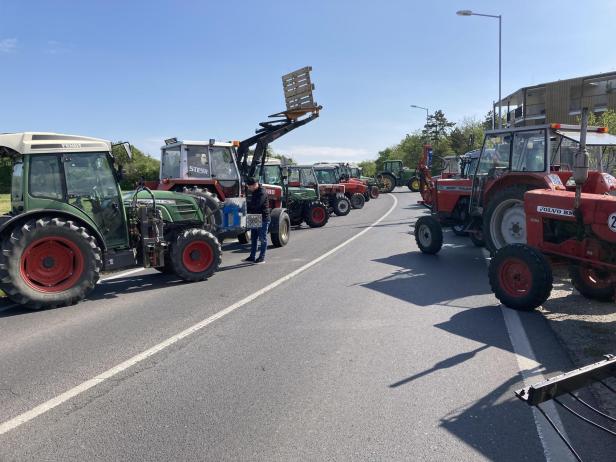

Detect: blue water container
222,200,242,230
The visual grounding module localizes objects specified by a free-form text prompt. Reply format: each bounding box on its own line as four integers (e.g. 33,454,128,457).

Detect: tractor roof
0,132,111,156
313,164,336,170
162,139,234,149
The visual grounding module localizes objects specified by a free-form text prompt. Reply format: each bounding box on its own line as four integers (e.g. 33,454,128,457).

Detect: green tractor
0,132,244,309
376,160,416,193
260,162,329,228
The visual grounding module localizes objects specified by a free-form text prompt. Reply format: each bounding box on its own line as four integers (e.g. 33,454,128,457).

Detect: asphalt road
0,190,612,461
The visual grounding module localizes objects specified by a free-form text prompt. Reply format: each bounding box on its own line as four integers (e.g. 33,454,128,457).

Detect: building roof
496,70,616,107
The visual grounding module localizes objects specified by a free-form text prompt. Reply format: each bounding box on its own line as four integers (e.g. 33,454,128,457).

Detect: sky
1,0,615,164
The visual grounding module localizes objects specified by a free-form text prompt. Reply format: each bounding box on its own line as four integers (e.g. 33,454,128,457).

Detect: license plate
246,214,262,229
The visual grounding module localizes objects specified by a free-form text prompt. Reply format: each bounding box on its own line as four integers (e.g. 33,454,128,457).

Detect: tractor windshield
186,145,211,178
161,146,181,179
262,165,282,186
315,169,337,184
209,146,238,181
289,167,318,187
350,167,360,178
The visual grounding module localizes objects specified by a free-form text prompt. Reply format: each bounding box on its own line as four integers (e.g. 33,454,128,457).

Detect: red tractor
414,123,616,255
488,109,616,311
313,164,368,209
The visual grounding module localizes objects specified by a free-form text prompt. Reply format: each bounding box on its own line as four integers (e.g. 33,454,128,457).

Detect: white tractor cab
469,123,616,253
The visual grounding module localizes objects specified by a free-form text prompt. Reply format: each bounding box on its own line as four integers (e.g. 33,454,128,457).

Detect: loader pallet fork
516,354,616,462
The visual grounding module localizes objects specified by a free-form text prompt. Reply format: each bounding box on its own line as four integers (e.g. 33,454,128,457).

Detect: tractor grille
174,202,199,220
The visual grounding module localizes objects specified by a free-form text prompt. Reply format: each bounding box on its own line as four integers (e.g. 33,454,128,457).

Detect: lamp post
457,9,502,128
410,104,429,126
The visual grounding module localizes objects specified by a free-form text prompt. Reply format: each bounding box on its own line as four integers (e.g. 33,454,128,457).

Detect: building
497,71,616,127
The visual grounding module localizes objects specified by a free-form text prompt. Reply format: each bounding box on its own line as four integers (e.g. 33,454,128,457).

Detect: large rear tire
378,173,396,193
0,217,102,309
350,193,365,209
270,209,290,247
304,201,329,228
484,184,535,254
489,244,552,311
414,216,443,254
333,194,351,216
170,229,221,282
569,265,615,302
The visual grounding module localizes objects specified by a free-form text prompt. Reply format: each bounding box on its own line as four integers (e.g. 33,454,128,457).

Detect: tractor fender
483,175,548,207
0,209,107,251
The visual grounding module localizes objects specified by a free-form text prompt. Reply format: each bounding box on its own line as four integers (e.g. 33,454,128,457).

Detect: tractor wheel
370,186,380,199
379,173,396,193
363,192,370,202
569,265,615,302
304,202,329,228
408,177,421,192
170,229,221,282
237,231,249,244
350,193,365,209
414,216,443,255
0,217,101,309
484,184,535,254
270,209,291,247
489,244,552,311
452,224,468,236
333,194,351,216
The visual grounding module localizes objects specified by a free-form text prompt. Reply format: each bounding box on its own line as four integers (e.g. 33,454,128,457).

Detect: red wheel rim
312,207,326,224
580,267,611,288
182,241,214,273
498,258,532,297
20,237,84,293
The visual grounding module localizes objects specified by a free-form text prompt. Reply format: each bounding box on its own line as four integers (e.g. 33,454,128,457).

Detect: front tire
333,194,351,216
409,177,421,192
484,184,535,254
370,186,380,199
350,193,365,209
414,216,443,254
170,229,221,282
304,201,329,228
569,265,614,301
0,217,102,309
489,244,552,311
270,209,290,247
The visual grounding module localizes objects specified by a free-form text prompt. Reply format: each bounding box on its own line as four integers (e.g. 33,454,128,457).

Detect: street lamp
457,9,502,128
410,104,429,126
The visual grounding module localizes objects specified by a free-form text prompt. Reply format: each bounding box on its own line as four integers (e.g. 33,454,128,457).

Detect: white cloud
279,145,371,164
0,38,17,53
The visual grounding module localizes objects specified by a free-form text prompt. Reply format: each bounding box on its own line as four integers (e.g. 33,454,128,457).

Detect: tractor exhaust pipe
574,108,590,209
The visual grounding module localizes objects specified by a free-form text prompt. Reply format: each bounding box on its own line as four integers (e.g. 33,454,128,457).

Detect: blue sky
1,0,615,163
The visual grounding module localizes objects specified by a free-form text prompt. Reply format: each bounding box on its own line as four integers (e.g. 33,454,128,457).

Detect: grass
0,194,9,214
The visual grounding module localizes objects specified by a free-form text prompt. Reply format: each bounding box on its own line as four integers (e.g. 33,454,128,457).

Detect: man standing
244,177,271,263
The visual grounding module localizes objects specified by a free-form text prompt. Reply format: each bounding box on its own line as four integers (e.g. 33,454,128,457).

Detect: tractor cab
469,124,616,252
459,149,480,178
383,160,410,176
287,165,320,200
157,139,242,199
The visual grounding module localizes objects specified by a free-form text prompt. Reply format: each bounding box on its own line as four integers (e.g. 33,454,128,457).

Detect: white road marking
0,194,398,436
100,268,148,281
482,248,576,462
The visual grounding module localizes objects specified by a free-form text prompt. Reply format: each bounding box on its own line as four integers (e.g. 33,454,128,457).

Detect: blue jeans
250,220,270,259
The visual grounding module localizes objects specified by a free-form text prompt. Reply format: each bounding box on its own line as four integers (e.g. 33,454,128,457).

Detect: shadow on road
390,344,490,388
361,244,490,307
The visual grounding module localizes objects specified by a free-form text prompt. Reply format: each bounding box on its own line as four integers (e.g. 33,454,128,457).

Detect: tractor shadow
360,239,492,307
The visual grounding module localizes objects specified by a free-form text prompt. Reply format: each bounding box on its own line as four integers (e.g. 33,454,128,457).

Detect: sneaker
243,256,256,262
255,256,265,263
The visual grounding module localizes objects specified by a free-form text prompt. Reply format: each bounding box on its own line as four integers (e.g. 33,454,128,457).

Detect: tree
483,110,506,130
112,143,160,190
423,110,456,143
358,160,376,177
449,118,485,155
